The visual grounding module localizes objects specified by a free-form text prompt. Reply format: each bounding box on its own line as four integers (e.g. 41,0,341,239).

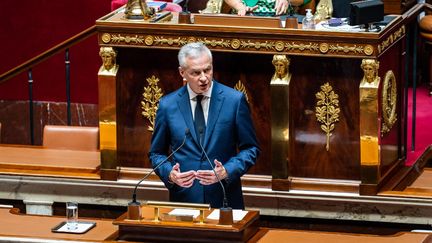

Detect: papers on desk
168,209,248,222
207,209,248,222
315,18,364,32
168,209,201,218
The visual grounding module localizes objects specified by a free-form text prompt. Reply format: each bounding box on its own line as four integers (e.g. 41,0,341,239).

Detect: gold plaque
381,70,397,135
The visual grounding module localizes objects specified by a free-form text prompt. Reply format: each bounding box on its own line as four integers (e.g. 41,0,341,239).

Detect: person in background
149,42,260,209
224,0,310,16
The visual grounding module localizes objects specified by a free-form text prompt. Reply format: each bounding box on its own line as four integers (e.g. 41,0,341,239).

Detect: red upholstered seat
111,0,182,12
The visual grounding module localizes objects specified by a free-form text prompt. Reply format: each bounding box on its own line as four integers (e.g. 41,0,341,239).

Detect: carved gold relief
328,44,364,54
111,34,145,44
314,0,333,21
101,33,375,56
98,47,118,75
378,26,405,54
141,75,163,132
145,35,154,45
319,43,329,53
234,81,249,102
364,45,374,56
200,0,224,14
270,55,291,85
101,33,111,44
381,70,397,135
231,39,241,49
315,83,340,151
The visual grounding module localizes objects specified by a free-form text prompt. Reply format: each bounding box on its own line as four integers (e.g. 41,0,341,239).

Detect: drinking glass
66,202,78,230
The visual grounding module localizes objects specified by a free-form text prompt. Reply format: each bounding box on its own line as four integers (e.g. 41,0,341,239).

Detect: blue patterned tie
194,95,206,145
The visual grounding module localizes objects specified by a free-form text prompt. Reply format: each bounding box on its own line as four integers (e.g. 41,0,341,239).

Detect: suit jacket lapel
204,81,224,148
176,87,200,144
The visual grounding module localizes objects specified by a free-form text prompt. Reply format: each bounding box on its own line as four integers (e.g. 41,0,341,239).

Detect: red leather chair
111,0,182,12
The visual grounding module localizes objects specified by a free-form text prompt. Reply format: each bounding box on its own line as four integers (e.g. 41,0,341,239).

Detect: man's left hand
196,159,228,185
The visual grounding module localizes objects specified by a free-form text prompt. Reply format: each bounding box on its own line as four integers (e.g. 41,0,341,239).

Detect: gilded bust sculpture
271,55,291,84
99,47,118,75
360,59,380,87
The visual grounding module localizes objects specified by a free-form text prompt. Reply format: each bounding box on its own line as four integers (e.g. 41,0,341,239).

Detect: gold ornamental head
124,0,155,20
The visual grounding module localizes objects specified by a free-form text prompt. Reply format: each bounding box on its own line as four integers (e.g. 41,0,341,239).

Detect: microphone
127,128,190,220
179,0,192,24
286,0,294,16
197,129,233,225
284,0,298,28
183,0,190,13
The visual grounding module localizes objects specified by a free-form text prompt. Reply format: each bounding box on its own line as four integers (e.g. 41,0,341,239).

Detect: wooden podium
96,10,411,196
113,204,259,243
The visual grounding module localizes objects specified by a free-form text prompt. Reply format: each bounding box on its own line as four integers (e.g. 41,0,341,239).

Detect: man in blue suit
149,42,260,209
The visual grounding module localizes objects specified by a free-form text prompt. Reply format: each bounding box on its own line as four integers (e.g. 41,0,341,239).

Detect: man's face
179,53,213,94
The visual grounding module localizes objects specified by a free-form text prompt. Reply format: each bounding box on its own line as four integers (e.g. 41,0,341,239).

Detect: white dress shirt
187,82,213,125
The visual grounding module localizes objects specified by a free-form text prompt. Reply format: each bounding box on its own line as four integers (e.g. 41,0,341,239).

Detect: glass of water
66,202,78,231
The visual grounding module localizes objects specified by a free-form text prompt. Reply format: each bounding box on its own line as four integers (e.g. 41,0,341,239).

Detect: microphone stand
127,129,190,220
178,0,192,24
198,131,233,225
284,0,298,29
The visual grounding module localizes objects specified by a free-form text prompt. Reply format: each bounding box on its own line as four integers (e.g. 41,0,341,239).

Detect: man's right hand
169,163,196,188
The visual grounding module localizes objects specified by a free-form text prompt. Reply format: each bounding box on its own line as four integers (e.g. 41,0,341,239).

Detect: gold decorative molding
141,75,163,132
100,33,376,56
315,83,340,151
111,34,145,44
234,80,249,103
381,70,397,135
314,0,333,22
378,26,405,54
327,44,365,54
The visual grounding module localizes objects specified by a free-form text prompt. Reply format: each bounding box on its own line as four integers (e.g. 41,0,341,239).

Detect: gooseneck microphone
183,0,190,13
198,129,233,225
198,129,228,208
287,0,294,16
127,129,190,220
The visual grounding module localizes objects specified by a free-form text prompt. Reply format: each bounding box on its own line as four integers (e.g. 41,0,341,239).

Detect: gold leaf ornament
141,76,164,132
315,83,340,151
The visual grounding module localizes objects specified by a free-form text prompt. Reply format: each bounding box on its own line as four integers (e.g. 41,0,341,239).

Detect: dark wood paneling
116,49,272,175
289,56,362,180
117,48,180,168
378,41,405,177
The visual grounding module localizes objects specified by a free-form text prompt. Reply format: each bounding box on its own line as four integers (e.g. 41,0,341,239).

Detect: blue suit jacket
149,81,260,209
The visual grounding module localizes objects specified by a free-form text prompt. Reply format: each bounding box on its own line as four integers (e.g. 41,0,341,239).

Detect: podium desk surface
0,207,117,242
253,228,432,243
0,207,431,243
0,145,100,179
